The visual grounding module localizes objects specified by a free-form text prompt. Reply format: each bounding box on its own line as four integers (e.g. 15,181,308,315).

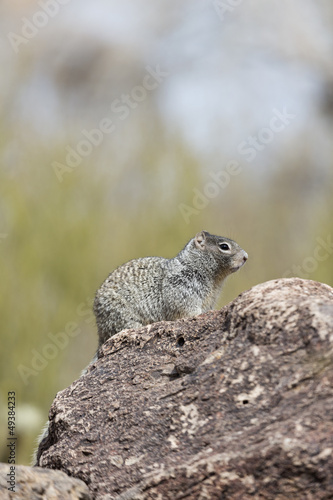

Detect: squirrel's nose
243,252,248,262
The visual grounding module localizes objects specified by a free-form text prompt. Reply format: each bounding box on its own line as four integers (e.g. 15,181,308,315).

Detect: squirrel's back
94,257,168,344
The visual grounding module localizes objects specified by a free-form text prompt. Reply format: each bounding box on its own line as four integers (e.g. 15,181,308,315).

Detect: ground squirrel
94,230,248,347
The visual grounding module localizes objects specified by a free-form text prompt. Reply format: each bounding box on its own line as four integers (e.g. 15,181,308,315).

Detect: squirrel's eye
219,243,230,251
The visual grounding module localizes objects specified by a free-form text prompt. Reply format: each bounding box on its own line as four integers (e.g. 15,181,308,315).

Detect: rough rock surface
38,278,333,499
0,462,91,499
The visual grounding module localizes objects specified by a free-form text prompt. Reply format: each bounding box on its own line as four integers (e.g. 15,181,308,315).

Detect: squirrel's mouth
231,252,248,272
230,264,243,273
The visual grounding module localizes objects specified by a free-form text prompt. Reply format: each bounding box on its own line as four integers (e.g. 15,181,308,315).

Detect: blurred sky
1,0,333,170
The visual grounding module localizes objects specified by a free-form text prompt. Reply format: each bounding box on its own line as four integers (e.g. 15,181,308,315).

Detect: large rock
0,463,91,499
37,278,333,499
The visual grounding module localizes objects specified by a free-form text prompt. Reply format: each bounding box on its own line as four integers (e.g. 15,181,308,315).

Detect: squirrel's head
194,230,248,278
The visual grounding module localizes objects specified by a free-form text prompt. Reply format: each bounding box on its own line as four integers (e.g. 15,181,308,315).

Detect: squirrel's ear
194,231,206,250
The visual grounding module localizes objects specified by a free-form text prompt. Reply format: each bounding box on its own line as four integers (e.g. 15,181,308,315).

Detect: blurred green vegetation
0,121,332,465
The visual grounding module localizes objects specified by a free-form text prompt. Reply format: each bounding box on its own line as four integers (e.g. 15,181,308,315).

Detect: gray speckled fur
94,231,248,347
